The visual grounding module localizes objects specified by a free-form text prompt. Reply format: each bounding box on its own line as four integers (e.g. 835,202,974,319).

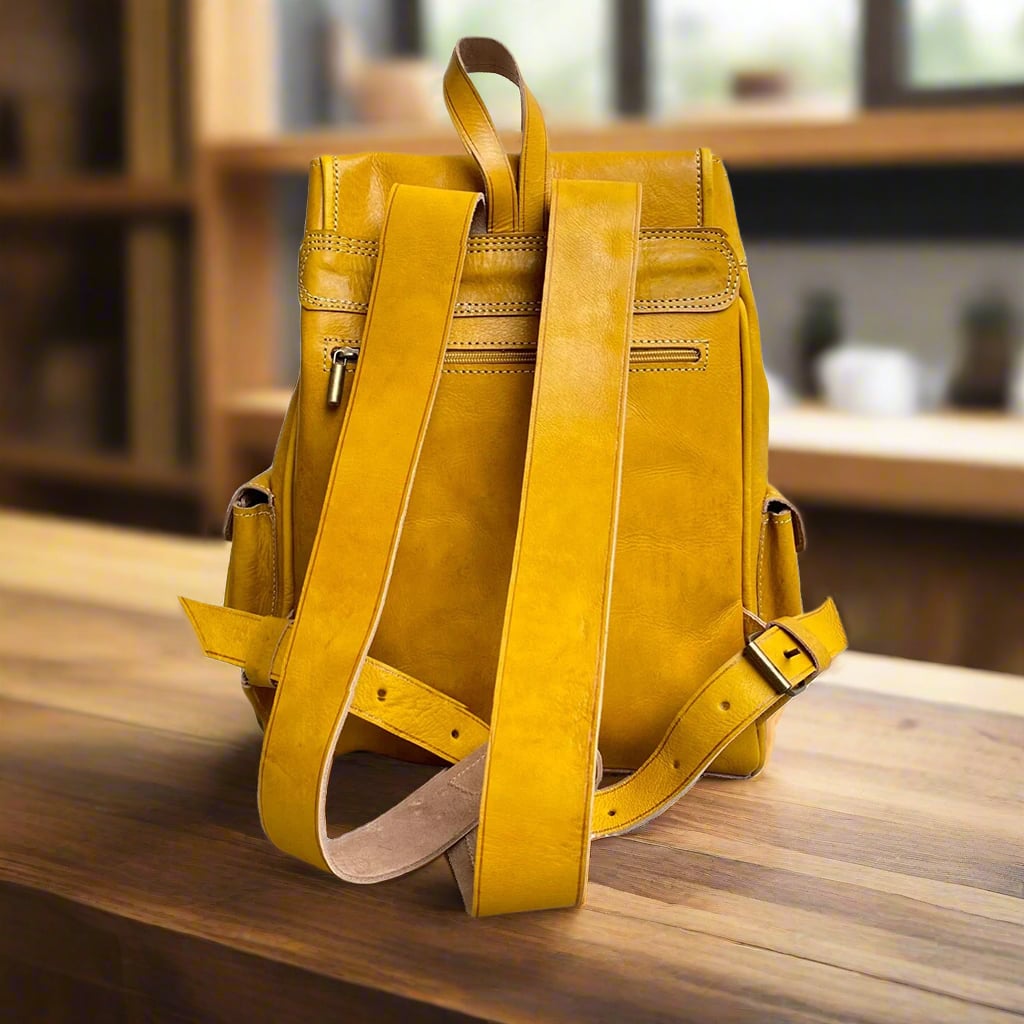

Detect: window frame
862,0,1024,107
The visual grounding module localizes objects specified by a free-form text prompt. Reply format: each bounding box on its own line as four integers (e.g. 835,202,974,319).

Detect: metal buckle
744,629,816,696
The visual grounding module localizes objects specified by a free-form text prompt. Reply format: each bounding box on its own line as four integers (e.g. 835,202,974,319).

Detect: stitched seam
446,752,485,787
355,708,450,761
757,512,769,613
599,682,776,835
695,148,704,226
268,504,279,615
629,365,706,373
230,504,279,616
518,83,530,232
298,229,738,311
371,662,488,730
304,226,732,248
332,157,339,231
444,82,513,231
327,338,710,351
444,368,535,375
632,338,709,345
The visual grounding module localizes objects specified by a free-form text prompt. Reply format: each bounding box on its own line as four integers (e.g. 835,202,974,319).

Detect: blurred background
1,0,1022,673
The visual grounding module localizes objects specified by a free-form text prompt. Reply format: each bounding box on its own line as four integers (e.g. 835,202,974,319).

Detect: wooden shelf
769,406,1024,520
0,440,197,497
0,177,193,217
223,391,1024,521
204,105,1024,175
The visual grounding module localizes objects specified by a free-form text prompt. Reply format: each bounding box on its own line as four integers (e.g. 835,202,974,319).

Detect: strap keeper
744,623,819,696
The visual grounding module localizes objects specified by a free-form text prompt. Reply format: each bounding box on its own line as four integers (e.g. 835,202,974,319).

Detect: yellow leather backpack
183,38,847,917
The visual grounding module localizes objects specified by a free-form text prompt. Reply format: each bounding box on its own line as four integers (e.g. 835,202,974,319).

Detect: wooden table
1,512,1022,1023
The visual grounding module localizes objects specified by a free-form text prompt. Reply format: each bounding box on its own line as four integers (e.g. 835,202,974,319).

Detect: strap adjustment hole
608,809,616,817
784,647,801,659
451,728,460,739
376,688,387,701
720,699,731,711
673,759,681,770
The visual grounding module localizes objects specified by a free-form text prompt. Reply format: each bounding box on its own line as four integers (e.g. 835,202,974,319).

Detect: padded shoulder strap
243,183,479,877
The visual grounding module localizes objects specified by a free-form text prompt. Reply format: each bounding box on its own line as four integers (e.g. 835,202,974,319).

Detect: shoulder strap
212,182,479,879
471,178,642,916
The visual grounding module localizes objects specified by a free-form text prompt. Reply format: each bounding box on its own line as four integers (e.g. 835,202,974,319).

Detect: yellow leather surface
288,144,755,777
181,36,847,914
473,179,641,916
258,184,480,873
592,599,846,835
298,227,740,316
181,598,489,762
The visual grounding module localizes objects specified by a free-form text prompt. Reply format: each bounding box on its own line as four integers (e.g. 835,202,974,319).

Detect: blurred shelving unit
0,0,197,528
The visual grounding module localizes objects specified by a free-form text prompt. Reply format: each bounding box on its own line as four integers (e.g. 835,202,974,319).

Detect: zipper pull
326,346,359,408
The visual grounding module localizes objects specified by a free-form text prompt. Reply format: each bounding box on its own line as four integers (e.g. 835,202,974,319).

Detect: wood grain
1,512,1022,1023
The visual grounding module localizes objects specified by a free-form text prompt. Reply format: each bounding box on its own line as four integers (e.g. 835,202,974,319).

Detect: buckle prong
745,631,814,696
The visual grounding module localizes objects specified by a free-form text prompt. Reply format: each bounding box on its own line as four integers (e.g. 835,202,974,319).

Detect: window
650,0,861,115
909,0,1024,89
423,0,613,122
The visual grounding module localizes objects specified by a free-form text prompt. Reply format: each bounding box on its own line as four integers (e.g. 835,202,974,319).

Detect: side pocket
757,485,805,622
223,473,279,619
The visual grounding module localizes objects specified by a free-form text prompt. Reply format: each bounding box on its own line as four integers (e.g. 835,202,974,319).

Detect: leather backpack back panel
279,150,770,776
183,37,846,916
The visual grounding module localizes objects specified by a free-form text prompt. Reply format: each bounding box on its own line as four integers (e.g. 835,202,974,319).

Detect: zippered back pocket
326,341,707,407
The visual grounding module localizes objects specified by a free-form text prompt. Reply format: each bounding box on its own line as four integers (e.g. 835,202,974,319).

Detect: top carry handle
443,37,550,233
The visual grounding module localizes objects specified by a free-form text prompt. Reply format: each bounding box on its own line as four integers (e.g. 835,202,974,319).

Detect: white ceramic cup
816,344,923,416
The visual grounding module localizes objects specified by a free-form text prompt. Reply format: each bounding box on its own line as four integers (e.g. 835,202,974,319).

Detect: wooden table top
1,511,1022,1023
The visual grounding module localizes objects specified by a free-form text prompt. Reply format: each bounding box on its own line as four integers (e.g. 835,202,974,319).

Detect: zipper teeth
442,346,702,366
331,345,703,367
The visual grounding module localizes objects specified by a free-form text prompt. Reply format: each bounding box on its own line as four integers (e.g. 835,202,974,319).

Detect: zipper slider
326,346,359,408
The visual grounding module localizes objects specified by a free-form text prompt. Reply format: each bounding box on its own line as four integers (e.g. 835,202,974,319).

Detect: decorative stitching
443,368,535,375
355,707,451,761
446,752,485,788
756,512,769,612
370,662,488,730
629,365,706,373
695,148,704,226
630,342,712,350
298,228,738,313
332,157,339,231
304,226,732,249
230,504,279,615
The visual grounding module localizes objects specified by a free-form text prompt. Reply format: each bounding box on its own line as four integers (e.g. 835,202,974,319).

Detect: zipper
326,346,359,407
327,343,702,406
